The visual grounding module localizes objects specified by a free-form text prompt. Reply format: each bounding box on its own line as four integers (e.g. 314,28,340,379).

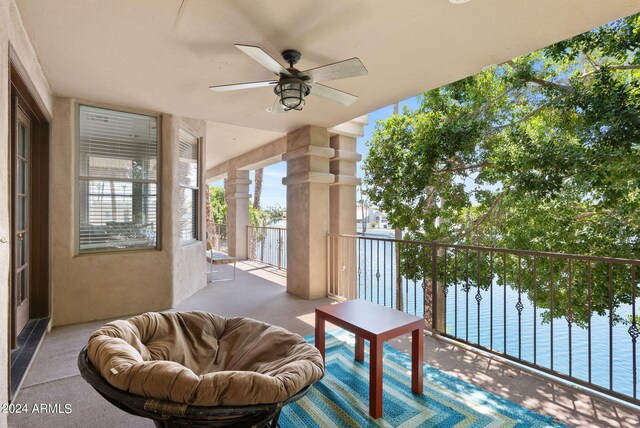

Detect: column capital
283,172,335,186
282,145,335,162
330,175,361,186
287,125,329,151
331,150,362,163
225,192,252,200
224,178,251,187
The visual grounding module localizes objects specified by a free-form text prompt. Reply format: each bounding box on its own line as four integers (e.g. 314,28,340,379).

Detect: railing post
327,234,332,296
431,243,438,331
259,229,265,262
395,229,403,312
246,226,250,261
277,228,283,269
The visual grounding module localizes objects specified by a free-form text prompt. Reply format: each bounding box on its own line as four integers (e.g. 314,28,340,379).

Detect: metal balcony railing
328,233,640,406
247,226,287,269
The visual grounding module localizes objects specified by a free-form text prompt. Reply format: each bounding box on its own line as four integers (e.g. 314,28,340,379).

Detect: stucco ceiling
15,0,640,169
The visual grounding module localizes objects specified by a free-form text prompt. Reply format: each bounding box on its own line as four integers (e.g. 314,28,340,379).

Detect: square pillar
283,126,334,299
329,135,361,299
224,170,251,260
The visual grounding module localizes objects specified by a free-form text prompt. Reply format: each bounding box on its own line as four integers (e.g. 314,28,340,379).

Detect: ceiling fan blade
235,44,290,76
309,83,358,106
302,57,367,82
209,80,277,92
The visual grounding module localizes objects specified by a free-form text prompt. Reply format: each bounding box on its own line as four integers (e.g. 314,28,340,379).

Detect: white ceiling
15,0,640,168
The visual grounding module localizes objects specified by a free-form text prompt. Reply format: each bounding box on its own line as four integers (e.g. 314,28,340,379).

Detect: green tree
364,14,640,325
263,204,285,225
208,185,227,224
208,184,281,228
249,203,265,227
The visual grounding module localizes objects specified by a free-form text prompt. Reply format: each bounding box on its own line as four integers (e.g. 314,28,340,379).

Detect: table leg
369,337,383,418
315,311,325,362
355,335,365,362
412,327,423,394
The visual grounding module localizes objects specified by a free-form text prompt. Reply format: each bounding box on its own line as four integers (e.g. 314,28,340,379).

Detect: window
178,129,200,244
78,105,159,252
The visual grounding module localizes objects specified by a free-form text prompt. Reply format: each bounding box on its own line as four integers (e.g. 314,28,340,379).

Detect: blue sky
211,96,421,208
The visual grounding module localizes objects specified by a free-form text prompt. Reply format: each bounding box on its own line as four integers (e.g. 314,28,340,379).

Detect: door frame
7,49,51,397
12,103,32,337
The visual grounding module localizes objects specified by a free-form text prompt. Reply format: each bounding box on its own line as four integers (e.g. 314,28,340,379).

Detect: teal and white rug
280,330,565,427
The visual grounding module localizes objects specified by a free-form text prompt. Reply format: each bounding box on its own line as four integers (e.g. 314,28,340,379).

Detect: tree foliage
364,14,640,325
209,185,227,224
208,185,284,227
263,204,286,224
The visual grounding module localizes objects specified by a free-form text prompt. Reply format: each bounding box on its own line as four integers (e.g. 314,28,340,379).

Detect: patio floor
8,261,640,427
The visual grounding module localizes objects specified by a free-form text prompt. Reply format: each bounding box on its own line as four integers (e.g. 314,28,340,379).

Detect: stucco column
329,135,361,299
224,169,251,260
283,126,334,299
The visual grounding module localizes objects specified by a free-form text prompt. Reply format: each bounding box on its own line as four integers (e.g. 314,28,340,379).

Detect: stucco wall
50,104,208,325
166,116,207,306
50,98,173,326
1,0,53,421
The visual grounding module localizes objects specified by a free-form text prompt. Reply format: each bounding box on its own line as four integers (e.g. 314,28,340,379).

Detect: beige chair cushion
86,311,324,406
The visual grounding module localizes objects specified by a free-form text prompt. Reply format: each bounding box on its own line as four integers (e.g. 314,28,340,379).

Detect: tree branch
583,52,600,70
494,63,638,129
435,162,493,174
505,60,573,92
582,64,640,78
465,89,515,121
454,193,506,240
495,95,566,129
527,76,573,92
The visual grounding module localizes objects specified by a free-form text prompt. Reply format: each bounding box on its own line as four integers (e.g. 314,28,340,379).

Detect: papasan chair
78,311,324,427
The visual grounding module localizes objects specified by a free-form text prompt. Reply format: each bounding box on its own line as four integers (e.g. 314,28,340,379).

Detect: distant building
356,205,389,230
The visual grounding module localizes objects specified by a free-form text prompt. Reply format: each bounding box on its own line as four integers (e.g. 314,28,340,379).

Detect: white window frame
76,104,161,254
178,128,201,245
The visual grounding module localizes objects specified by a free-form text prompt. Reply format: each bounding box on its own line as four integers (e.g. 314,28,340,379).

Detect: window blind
78,105,159,252
178,129,199,243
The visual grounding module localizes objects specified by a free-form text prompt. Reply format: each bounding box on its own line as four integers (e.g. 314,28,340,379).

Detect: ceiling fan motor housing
282,49,302,67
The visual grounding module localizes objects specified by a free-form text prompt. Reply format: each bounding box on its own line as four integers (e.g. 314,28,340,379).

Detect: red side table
315,299,424,418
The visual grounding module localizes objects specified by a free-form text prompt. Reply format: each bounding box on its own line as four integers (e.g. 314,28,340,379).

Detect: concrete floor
8,261,640,427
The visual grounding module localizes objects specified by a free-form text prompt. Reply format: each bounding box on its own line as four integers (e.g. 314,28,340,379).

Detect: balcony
10,247,640,426
3,2,640,427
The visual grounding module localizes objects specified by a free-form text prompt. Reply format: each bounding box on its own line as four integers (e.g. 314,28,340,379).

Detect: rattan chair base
78,347,310,428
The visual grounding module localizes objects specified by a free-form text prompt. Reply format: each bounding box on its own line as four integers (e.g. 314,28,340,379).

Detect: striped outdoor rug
280,330,565,427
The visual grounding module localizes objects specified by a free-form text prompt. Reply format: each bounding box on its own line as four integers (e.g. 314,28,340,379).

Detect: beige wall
50,102,209,325
51,98,173,325
1,0,53,421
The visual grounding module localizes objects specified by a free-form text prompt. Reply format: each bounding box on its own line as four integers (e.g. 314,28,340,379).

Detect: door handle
17,232,24,240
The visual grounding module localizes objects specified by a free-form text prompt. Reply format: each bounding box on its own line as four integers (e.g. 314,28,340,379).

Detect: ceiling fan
209,44,368,112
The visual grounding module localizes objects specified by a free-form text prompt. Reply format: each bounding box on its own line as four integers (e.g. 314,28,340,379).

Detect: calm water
354,236,639,399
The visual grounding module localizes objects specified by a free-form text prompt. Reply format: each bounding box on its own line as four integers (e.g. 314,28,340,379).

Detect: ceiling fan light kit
210,44,367,113
274,49,311,111
274,78,310,111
